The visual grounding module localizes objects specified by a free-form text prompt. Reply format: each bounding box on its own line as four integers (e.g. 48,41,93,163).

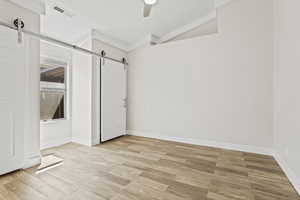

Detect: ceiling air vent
53,6,75,18
54,6,64,13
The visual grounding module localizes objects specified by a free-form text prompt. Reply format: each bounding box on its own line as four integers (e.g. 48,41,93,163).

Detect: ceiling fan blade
143,4,152,17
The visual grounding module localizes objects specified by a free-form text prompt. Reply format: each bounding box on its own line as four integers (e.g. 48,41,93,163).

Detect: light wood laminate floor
0,136,299,200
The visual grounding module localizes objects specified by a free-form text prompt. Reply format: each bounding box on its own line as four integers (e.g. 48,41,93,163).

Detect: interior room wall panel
127,0,274,150
274,0,300,193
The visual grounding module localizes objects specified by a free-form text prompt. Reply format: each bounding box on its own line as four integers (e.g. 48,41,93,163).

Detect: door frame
91,56,105,145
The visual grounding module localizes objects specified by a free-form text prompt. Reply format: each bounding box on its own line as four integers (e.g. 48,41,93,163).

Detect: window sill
40,119,68,125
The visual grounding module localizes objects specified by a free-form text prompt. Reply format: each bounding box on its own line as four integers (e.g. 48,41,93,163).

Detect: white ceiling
41,0,214,48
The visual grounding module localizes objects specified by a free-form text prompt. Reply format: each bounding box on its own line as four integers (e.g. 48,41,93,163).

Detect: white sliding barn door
101,59,127,142
0,27,25,174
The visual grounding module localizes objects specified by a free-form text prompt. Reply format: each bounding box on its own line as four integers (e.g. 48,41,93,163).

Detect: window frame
40,56,70,123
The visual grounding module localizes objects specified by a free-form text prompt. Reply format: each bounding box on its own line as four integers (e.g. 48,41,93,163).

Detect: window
40,60,68,121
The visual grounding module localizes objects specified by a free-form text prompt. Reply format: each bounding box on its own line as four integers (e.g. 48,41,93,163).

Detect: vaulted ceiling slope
41,0,215,50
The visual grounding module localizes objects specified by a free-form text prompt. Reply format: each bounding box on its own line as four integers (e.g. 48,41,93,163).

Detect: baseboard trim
40,137,72,150
71,138,92,147
273,152,300,195
23,154,41,169
127,130,273,156
214,0,235,8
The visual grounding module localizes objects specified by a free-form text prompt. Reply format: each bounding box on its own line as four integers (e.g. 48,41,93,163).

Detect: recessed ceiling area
41,0,215,48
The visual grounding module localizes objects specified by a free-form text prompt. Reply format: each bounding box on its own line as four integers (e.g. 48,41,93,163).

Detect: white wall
40,42,73,149
0,0,41,167
274,0,300,193
127,0,274,151
72,38,93,146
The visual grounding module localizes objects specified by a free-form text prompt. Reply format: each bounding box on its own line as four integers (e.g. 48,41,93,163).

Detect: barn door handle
123,98,127,108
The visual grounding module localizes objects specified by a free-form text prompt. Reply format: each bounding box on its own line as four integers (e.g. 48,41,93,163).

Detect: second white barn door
101,59,126,142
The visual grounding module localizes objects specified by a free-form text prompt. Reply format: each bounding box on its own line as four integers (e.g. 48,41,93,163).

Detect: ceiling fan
143,0,158,17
